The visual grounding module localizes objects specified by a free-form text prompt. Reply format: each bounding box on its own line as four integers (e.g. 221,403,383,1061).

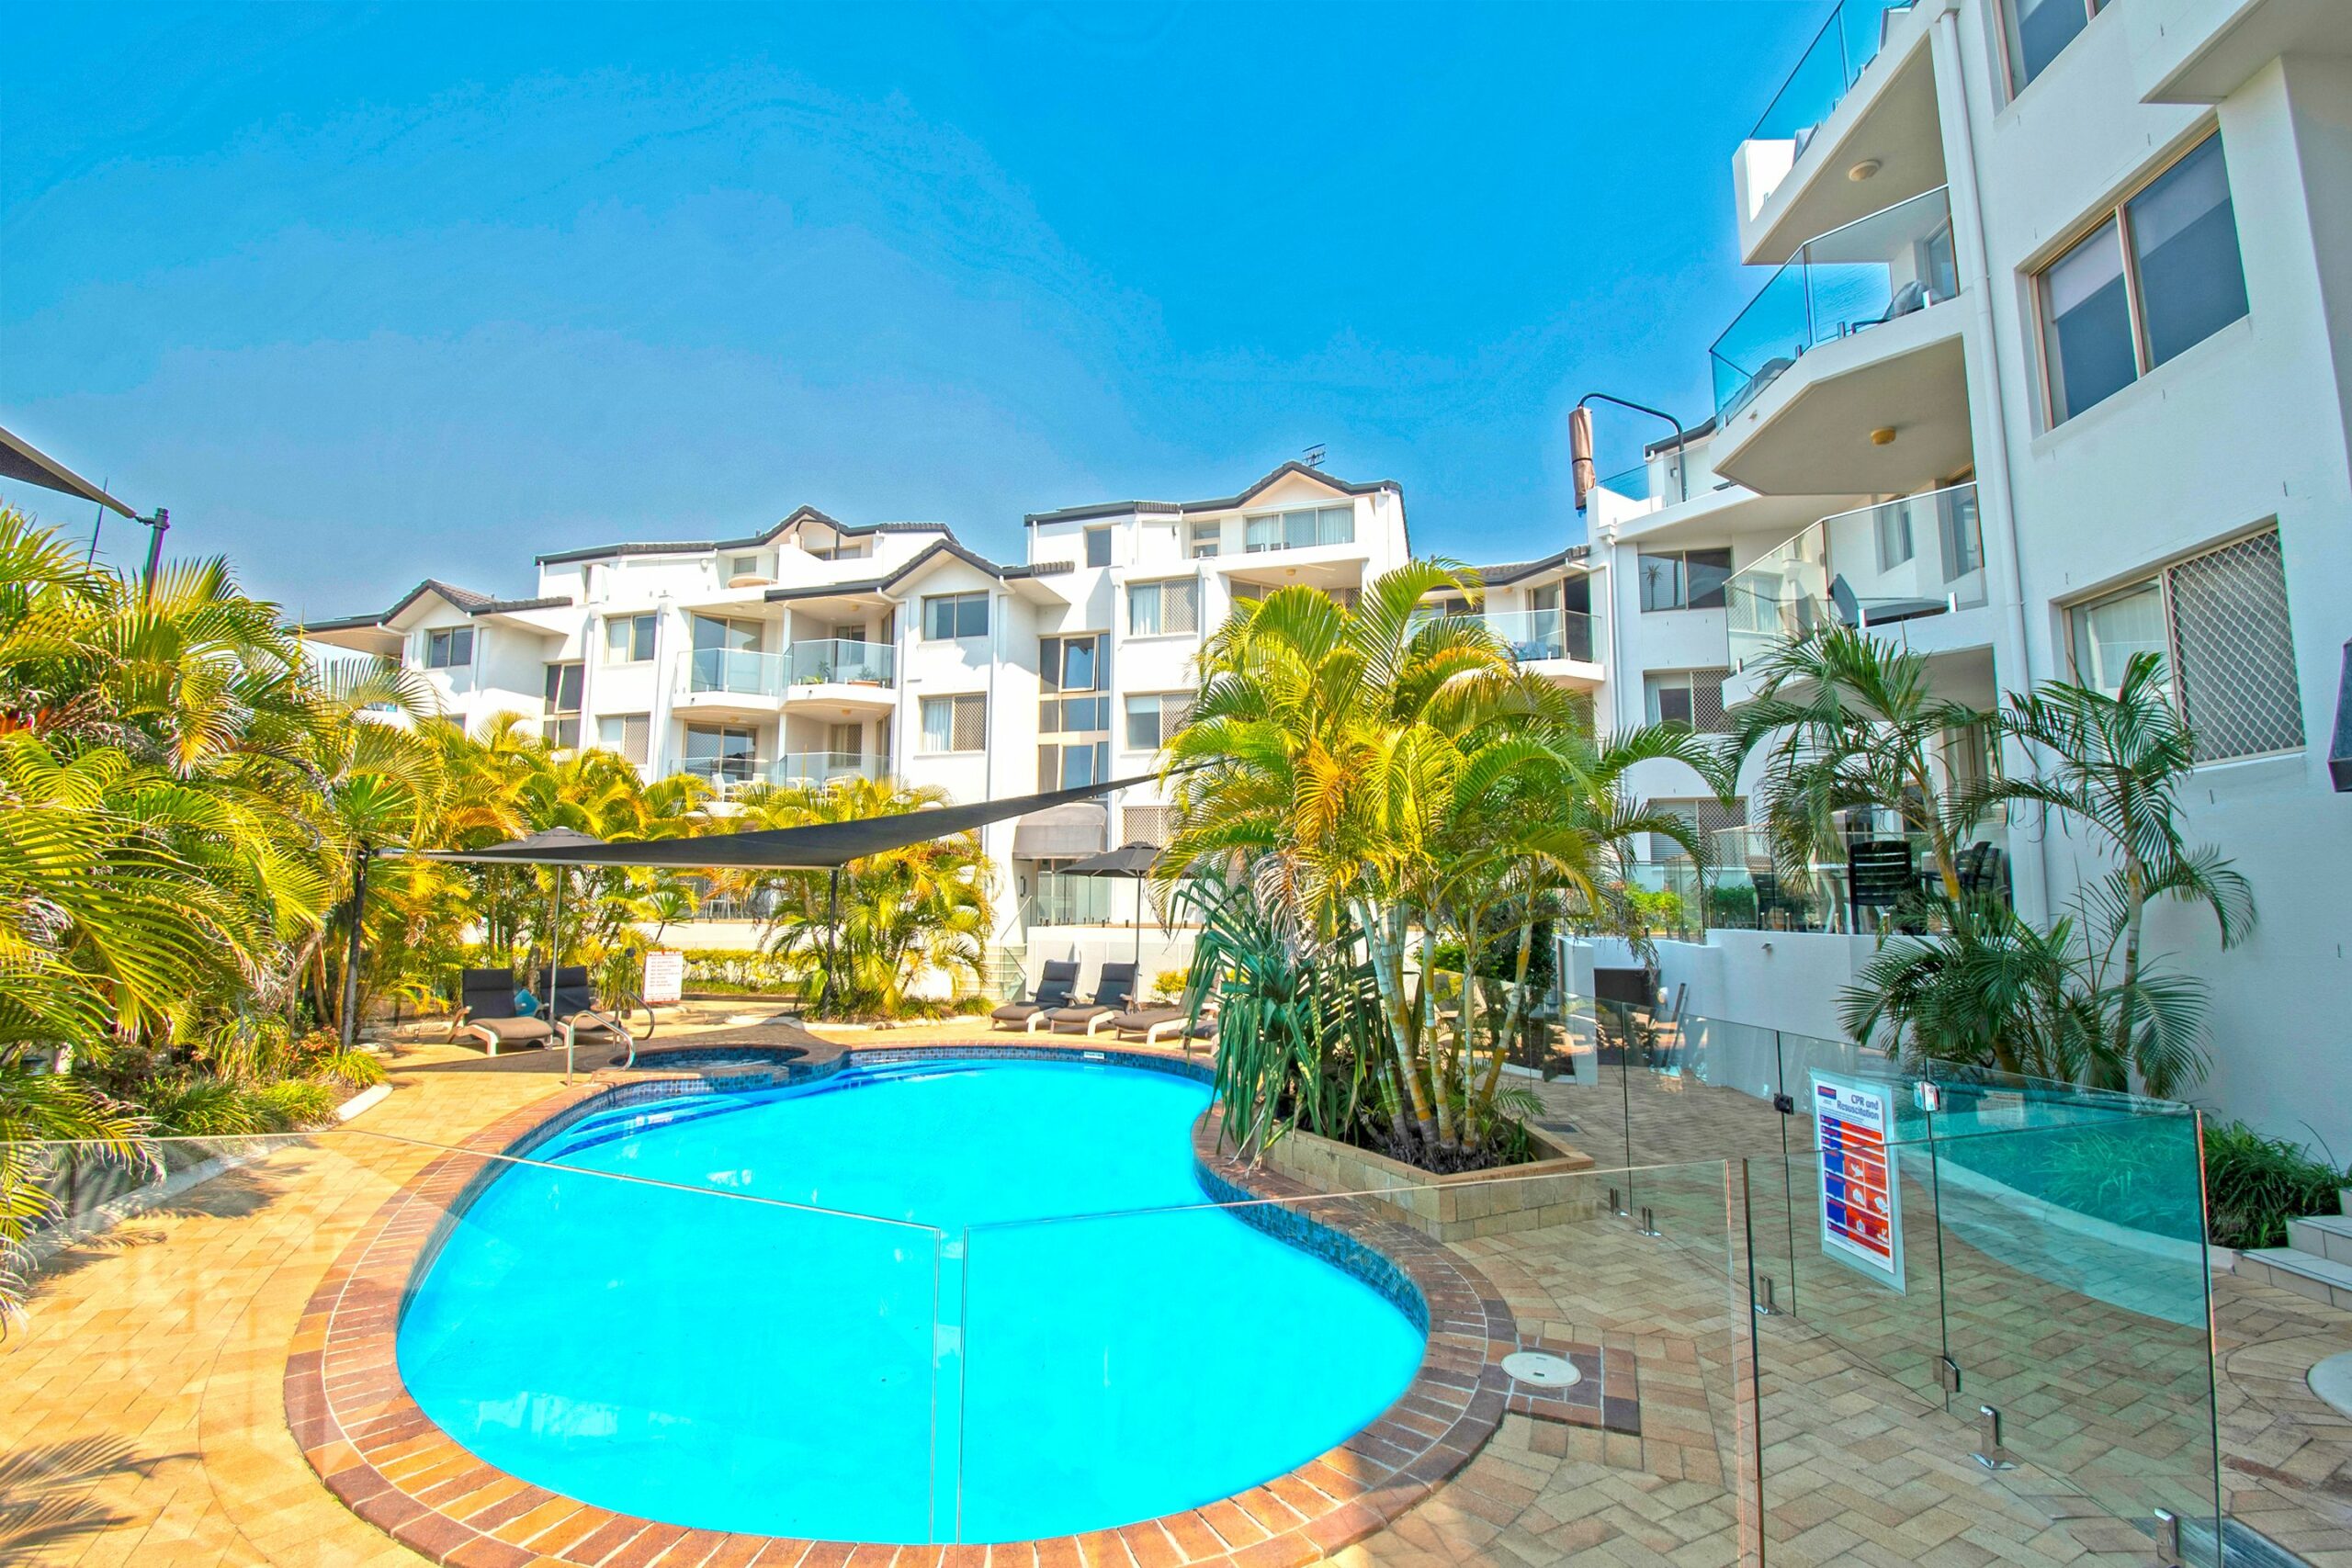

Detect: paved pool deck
3,1023,2346,1567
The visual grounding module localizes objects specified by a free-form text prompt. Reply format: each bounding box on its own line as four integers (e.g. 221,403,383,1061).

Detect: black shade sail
0,424,139,519
401,771,1173,871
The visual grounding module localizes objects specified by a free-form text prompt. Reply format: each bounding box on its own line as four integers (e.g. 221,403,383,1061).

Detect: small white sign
1811,1071,1905,1293
642,949,685,1006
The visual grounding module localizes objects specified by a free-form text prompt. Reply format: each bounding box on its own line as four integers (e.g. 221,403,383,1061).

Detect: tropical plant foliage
1163,561,1724,1168
0,499,989,1313
715,774,994,1019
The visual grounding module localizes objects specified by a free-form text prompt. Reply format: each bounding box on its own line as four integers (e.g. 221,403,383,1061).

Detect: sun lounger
450,967,554,1055
1108,1005,1219,1052
1045,962,1139,1035
990,959,1080,1032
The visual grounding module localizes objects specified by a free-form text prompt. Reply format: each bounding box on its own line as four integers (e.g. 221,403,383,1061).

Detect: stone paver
3,1021,2346,1568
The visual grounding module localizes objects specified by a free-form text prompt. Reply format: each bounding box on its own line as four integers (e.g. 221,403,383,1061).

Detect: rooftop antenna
1302,444,1326,469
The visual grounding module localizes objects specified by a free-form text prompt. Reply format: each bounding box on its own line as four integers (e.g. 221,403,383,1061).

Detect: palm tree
1166,562,1724,1158
1978,650,2254,1075
725,774,993,1018
1729,626,1992,898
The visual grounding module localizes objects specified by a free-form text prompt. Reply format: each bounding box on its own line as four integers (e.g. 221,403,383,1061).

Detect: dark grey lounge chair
1109,1003,1219,1052
450,967,554,1055
1046,962,1140,1036
991,959,1080,1032
1831,572,1950,628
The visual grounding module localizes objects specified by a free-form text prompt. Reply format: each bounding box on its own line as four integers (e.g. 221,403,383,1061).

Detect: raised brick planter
287,1043,1520,1568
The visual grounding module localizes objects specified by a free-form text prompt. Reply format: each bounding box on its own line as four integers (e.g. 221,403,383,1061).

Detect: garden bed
1261,1122,1597,1241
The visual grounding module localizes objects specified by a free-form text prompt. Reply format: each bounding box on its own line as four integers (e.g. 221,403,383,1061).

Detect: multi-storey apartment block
1583,0,2351,1147
305,464,1455,964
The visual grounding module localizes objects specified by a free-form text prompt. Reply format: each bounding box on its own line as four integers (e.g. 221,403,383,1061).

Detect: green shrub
2203,1121,2346,1250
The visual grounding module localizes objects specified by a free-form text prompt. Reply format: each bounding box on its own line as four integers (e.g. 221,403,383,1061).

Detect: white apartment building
1581,0,2352,1149
303,463,1446,972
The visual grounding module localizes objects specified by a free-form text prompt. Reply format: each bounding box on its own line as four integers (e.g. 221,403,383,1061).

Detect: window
1039,694,1110,734
1638,548,1733,612
1645,669,1732,733
1127,578,1199,637
922,592,990,641
726,554,763,581
424,626,473,669
1084,527,1113,568
684,723,757,784
2067,528,2301,761
604,613,656,662
826,721,863,760
598,713,651,766
693,615,761,652
2006,0,2105,92
1039,634,1102,694
1125,692,1194,750
1242,505,1353,553
921,694,988,752
1189,520,1222,558
542,662,583,750
1039,738,1110,790
2039,134,2247,423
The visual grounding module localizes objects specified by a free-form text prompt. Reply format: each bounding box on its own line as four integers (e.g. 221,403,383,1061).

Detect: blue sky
5,2,1823,619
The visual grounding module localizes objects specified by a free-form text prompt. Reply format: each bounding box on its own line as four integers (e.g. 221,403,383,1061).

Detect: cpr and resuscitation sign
1810,1072,1905,1292
642,949,685,1006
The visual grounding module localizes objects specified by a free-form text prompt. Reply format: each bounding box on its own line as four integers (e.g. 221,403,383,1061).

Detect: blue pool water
398,1058,1425,1542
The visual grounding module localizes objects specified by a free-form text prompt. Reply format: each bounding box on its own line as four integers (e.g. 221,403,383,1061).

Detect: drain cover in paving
1502,1350,1582,1388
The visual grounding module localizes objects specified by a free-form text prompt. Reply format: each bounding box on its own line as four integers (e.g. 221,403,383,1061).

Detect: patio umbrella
1055,840,1169,972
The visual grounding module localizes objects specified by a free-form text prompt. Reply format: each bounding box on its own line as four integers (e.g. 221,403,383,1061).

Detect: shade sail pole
339,843,369,1050
546,868,566,1007
825,866,842,1018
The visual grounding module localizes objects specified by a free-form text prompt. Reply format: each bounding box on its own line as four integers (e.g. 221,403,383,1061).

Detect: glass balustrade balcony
681,754,763,791
1483,608,1600,664
1595,462,1650,502
770,750,880,788
1725,483,1984,672
686,647,787,698
1747,0,1917,153
1711,186,1959,421
786,638,896,687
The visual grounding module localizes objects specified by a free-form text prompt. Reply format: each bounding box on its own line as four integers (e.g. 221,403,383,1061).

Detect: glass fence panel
1747,0,1915,147
13,1127,946,1551
961,1160,1749,1564
1712,186,1958,421
687,645,786,695
788,637,896,685
1926,1111,2220,1553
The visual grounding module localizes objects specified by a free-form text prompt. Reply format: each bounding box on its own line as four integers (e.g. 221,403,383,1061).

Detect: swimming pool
397,1056,1425,1543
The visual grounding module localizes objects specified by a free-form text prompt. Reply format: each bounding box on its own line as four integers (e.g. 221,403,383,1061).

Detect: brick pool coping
287,1042,1520,1568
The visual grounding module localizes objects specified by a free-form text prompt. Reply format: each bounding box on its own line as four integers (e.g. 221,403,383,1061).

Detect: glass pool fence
17,1061,2222,1566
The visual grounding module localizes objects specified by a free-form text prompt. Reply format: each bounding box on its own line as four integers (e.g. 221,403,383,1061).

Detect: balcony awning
401,771,1159,871
1011,802,1109,859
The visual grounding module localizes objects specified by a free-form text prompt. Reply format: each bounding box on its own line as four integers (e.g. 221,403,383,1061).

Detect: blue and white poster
1810,1072,1905,1292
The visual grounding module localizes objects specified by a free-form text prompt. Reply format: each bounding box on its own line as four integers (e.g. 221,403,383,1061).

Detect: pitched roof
534,508,955,565
292,578,503,636
1023,461,1400,525
762,538,1073,603
1475,546,1591,586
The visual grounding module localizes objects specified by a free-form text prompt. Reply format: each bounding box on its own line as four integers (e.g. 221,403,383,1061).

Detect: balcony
685,647,787,699
680,754,764,795
1724,483,1985,673
769,750,882,789
1708,187,1971,494
784,638,897,712
1734,0,1942,265
1485,608,1602,681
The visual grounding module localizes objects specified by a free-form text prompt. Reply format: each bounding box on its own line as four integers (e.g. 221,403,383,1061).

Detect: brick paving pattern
2,1021,2346,1567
